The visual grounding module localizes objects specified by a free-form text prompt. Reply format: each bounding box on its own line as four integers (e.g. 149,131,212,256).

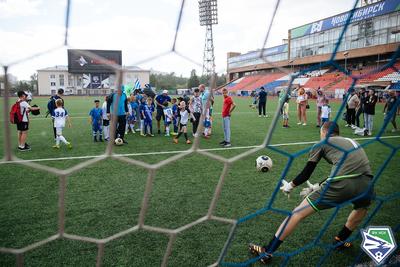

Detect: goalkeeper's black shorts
306,174,374,211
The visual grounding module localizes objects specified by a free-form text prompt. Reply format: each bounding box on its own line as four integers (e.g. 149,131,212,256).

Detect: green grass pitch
0,95,399,266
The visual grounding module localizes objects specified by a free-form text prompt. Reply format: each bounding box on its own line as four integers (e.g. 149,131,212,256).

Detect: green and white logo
361,226,397,265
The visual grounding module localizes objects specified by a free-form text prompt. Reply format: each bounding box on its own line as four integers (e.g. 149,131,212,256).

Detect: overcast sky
0,0,356,80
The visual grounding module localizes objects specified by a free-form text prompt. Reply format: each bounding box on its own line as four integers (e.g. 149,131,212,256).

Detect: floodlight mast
199,0,218,78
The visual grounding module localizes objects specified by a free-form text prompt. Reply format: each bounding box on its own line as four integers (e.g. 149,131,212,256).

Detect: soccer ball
256,155,273,172
114,138,124,146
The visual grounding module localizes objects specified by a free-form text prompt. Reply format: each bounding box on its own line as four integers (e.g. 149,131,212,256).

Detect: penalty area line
0,135,399,165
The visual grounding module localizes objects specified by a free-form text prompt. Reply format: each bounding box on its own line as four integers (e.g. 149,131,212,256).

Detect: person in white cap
155,89,171,134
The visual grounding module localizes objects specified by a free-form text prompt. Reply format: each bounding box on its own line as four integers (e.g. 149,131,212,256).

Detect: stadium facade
37,49,150,95
37,66,150,96
227,0,400,81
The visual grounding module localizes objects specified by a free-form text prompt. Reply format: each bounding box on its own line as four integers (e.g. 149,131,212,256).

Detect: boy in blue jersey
89,100,103,142
163,102,173,136
130,95,139,132
171,98,179,135
141,97,155,136
139,96,147,136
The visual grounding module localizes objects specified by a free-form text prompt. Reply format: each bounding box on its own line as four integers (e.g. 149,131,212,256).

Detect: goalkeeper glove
299,181,321,198
280,179,294,198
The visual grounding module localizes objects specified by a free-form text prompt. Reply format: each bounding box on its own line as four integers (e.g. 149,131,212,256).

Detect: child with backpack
10,91,40,151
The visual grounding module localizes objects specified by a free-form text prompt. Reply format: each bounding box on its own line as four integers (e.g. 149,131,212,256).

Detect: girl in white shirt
296,87,308,125
173,101,195,144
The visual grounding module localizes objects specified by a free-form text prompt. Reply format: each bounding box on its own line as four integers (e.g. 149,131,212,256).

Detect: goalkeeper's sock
263,236,283,253
337,225,352,241
334,225,353,249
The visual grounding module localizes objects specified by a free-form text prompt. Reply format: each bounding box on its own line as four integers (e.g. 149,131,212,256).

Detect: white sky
0,0,356,80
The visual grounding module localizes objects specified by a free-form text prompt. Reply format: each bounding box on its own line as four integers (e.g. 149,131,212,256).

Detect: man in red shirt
220,88,236,147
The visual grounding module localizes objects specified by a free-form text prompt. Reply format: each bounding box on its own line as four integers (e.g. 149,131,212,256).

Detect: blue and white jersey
53,107,68,128
143,104,154,121
102,102,108,120
89,107,103,125
163,107,173,123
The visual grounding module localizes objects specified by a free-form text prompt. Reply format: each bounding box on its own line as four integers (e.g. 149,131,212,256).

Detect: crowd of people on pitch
96,83,217,145
11,84,239,151
251,86,398,135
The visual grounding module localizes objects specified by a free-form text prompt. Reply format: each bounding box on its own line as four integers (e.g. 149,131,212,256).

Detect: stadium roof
37,65,68,71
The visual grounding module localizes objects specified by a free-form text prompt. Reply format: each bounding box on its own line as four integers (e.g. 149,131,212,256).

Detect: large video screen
68,49,122,73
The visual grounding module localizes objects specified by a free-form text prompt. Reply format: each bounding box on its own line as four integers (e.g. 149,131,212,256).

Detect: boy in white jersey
282,99,289,128
52,99,72,149
102,95,110,141
163,101,173,136
173,101,195,144
321,99,331,125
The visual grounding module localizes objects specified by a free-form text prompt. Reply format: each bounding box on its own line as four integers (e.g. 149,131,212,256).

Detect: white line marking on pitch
1,136,399,165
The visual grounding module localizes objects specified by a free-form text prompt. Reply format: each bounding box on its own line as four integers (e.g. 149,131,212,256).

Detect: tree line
150,69,226,90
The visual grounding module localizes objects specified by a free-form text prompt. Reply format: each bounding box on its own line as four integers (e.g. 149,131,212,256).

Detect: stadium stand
227,75,261,91
225,63,400,96
249,73,286,90
390,82,400,89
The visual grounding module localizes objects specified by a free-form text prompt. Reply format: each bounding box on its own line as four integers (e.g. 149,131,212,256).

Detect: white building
37,65,150,95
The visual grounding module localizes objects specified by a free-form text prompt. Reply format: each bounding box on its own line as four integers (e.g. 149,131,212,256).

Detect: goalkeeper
249,121,374,264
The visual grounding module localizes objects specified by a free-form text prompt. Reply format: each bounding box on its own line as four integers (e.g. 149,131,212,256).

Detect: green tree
13,81,31,92
198,73,227,88
187,69,200,89
30,73,38,95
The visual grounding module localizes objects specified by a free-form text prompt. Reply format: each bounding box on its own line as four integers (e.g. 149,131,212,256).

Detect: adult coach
249,122,374,264
106,86,129,144
155,89,171,134
48,88,64,139
220,88,236,147
257,87,268,117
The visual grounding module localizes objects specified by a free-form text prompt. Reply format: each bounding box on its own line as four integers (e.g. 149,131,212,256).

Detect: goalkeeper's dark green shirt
308,136,372,178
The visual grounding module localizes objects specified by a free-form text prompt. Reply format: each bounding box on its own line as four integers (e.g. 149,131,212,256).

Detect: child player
173,101,195,144
163,101,173,136
321,99,331,125
102,96,110,141
139,96,146,136
282,99,289,128
203,101,212,138
130,95,139,132
141,97,154,136
52,99,72,149
171,98,179,135
125,96,137,134
89,100,103,142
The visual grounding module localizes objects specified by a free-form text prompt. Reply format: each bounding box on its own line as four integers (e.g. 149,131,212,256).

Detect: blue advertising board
291,0,400,39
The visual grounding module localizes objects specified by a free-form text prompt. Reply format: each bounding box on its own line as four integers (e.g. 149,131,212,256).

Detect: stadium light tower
199,0,218,78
